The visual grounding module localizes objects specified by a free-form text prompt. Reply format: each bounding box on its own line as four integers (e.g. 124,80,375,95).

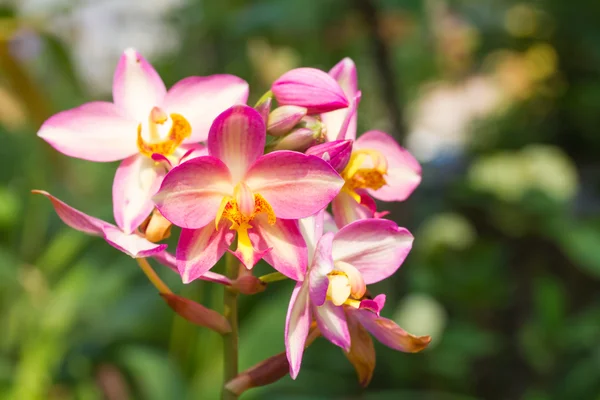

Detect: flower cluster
34,48,430,389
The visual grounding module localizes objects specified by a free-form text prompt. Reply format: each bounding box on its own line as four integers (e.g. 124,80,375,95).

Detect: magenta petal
176,143,209,165
154,156,233,229
354,130,422,201
113,154,165,234
112,48,167,121
37,101,138,162
351,308,431,352
272,68,349,114
308,232,334,306
207,105,266,183
306,140,353,173
331,190,375,229
245,151,344,219
250,215,307,281
176,223,235,284
285,281,311,379
359,294,386,316
313,301,350,351
332,219,414,285
152,251,232,285
33,190,110,235
164,75,249,142
102,226,167,258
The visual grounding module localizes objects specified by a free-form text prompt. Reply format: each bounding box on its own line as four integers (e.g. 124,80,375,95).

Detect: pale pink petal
102,226,167,258
308,232,334,306
285,281,311,379
37,102,138,162
313,301,351,351
250,215,307,281
112,48,167,121
164,75,249,142
152,251,232,285
245,151,343,219
331,191,374,229
153,156,233,229
272,68,349,114
207,105,266,182
332,219,414,284
176,222,235,284
305,140,353,173
329,58,359,100
113,154,165,234
354,130,422,201
323,92,361,142
351,308,431,352
298,210,325,259
32,190,110,235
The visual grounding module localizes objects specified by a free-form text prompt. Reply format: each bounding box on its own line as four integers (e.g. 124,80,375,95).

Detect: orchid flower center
326,261,367,306
341,149,388,202
137,106,191,158
215,182,276,257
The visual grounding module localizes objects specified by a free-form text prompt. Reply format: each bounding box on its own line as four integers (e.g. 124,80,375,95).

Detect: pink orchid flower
37,48,249,235
153,105,344,283
285,212,427,379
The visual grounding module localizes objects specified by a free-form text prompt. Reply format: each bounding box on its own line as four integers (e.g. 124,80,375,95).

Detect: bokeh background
1,0,600,399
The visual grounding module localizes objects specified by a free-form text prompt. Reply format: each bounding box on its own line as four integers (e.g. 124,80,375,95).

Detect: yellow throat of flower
341,149,388,202
137,106,191,158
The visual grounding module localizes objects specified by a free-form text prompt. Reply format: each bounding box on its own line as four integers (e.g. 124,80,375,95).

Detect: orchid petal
352,308,431,352
176,143,209,165
308,232,334,306
152,251,232,285
306,140,353,173
355,130,422,201
112,48,166,121
37,102,138,162
332,219,413,284
298,210,325,260
164,75,249,142
102,226,167,258
329,58,359,101
113,154,165,234
154,156,233,229
359,294,387,316
331,190,374,229
32,190,110,235
250,215,307,281
323,92,361,142
245,151,343,219
313,301,351,351
285,281,311,379
272,68,349,114
345,310,376,387
207,105,266,183
176,222,235,284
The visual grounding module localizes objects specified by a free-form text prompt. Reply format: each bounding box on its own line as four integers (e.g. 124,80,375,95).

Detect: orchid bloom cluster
34,48,430,393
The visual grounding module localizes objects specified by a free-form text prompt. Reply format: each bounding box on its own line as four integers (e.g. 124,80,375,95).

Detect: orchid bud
267,105,307,137
161,293,231,335
232,275,266,295
306,139,353,172
272,116,325,152
272,68,349,114
254,91,272,125
140,208,172,242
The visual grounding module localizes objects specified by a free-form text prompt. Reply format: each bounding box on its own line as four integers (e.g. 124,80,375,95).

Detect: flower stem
222,252,240,400
136,258,173,295
258,271,288,284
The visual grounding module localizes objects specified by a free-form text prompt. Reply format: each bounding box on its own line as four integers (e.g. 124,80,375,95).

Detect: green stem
222,252,239,400
258,271,288,284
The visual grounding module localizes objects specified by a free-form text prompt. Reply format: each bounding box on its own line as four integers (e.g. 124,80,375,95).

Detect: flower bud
267,105,307,136
232,275,266,295
254,92,272,125
161,293,231,334
140,209,172,242
272,68,349,114
272,116,326,152
306,139,353,172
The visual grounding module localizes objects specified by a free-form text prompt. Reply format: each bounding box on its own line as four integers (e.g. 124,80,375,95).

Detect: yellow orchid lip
341,149,388,202
137,107,191,158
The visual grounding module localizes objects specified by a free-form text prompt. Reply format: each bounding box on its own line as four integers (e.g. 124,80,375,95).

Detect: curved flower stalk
285,213,430,379
37,48,249,234
153,105,344,283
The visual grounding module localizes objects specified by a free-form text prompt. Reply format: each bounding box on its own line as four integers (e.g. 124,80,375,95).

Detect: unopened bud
140,209,172,242
306,139,353,172
272,116,325,152
254,93,272,125
267,105,307,136
232,275,266,295
161,293,231,335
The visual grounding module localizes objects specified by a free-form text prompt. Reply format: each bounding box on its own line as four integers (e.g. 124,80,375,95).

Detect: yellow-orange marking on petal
341,149,389,202
137,111,191,158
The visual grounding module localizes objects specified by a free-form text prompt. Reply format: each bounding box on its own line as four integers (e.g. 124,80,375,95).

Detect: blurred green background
2,0,600,399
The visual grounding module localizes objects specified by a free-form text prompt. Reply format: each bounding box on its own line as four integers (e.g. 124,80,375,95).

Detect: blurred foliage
1,0,600,399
